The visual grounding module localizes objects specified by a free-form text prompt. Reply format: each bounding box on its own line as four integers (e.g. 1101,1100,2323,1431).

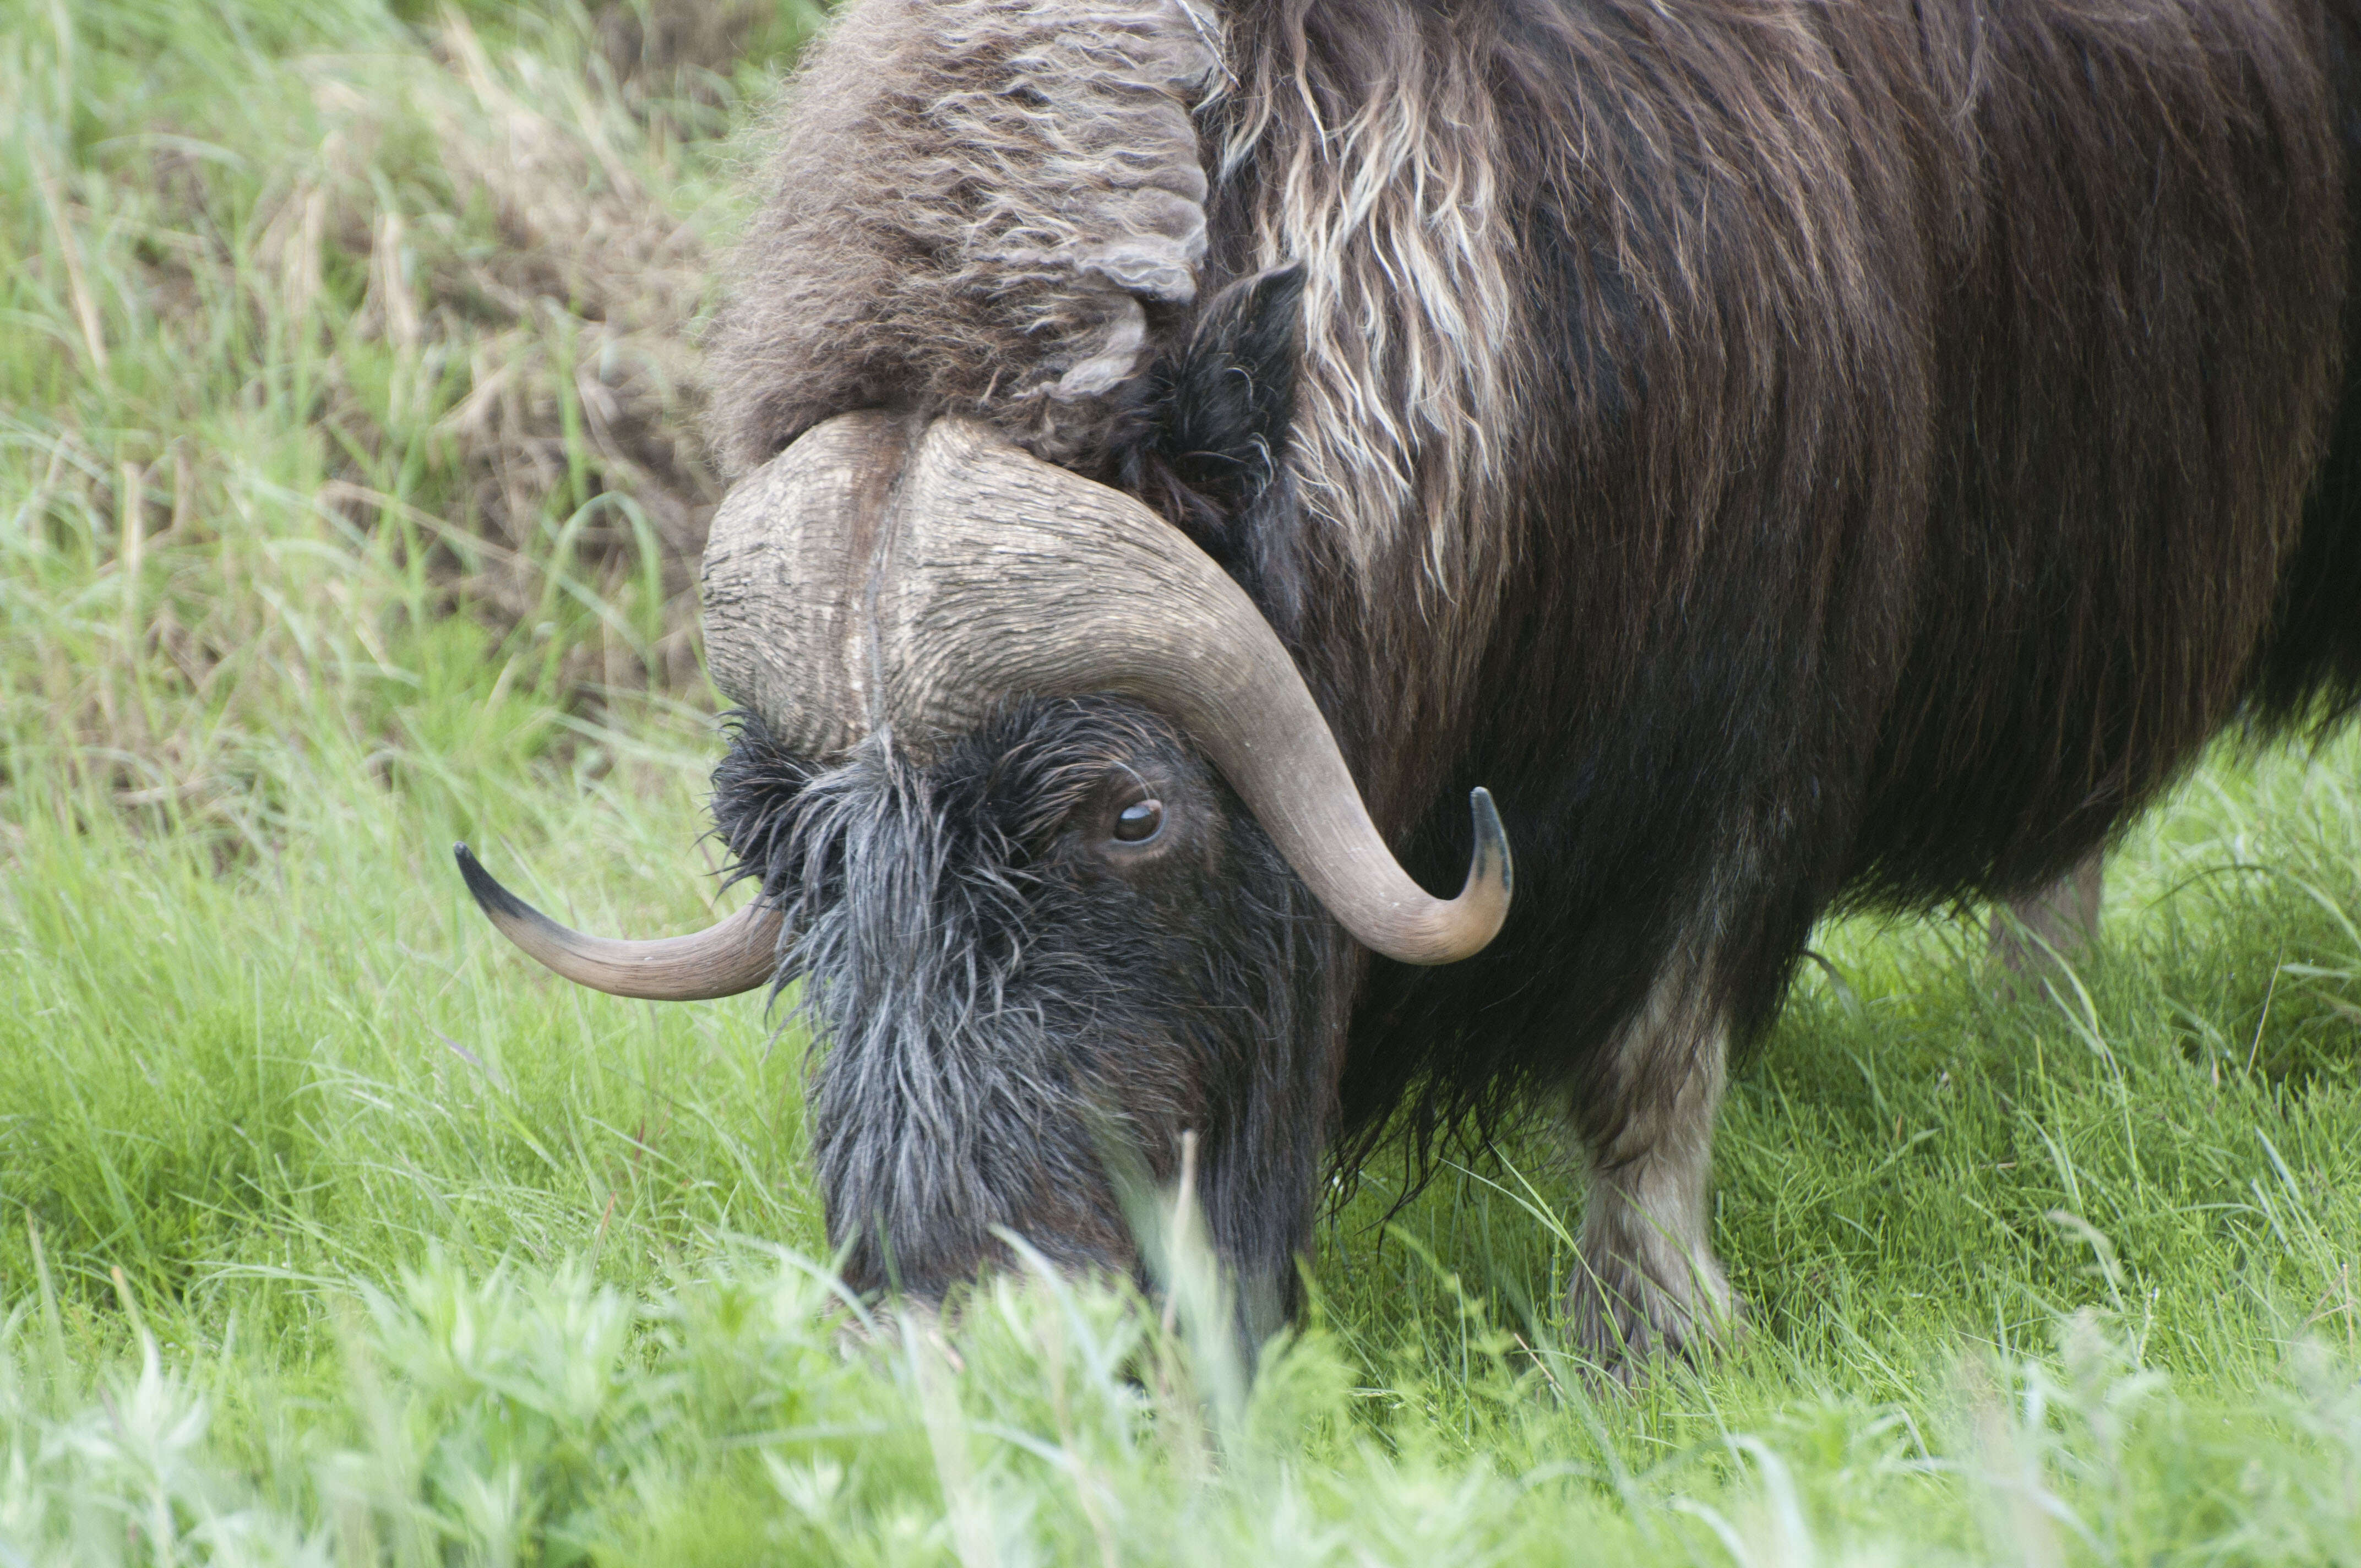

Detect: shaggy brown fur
703,0,2361,1363
705,0,1223,471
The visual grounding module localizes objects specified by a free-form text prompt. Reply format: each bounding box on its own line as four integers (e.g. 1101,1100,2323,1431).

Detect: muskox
456,0,2361,1370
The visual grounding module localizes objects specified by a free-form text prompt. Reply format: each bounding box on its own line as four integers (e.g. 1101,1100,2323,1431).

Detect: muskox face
712,696,1319,1306
450,275,1510,1327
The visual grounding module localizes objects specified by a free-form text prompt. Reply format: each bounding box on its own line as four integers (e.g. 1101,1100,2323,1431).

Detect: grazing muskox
456,0,2361,1369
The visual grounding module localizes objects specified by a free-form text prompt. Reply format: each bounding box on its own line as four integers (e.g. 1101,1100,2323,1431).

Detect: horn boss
457,410,1511,990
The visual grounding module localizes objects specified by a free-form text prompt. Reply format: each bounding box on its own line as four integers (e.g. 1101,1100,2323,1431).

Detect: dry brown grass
1,0,823,830
2,0,826,796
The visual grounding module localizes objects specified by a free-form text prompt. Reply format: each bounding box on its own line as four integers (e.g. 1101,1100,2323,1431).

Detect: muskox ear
1125,265,1305,553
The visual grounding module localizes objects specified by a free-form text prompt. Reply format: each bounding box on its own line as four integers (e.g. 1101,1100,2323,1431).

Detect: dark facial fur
712,700,1324,1328
1118,264,1312,622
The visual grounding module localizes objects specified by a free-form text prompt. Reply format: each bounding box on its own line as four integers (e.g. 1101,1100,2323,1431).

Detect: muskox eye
1113,799,1165,843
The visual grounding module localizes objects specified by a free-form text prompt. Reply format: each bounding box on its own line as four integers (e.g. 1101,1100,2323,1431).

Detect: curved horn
454,844,785,1000
701,414,1511,965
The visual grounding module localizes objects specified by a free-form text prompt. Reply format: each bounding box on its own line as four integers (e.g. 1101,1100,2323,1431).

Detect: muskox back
1342,0,2361,1159
1852,0,2358,903
2260,4,2361,729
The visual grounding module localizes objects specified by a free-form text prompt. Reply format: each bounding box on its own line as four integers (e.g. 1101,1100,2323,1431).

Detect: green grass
4,0,2360,1561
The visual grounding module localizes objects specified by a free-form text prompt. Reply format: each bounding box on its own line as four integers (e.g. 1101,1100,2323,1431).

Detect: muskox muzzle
454,411,1510,980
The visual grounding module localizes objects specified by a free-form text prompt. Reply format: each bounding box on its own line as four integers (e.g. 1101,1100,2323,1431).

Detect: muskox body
467,0,2361,1366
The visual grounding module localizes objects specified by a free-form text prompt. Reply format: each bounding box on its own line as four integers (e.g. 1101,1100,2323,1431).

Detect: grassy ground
4,0,2360,1561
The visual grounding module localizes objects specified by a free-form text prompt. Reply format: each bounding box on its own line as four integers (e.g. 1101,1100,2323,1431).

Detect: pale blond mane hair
1215,1,1525,608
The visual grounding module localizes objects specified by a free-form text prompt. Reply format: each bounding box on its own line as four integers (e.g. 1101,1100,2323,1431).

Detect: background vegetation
3,0,2358,1560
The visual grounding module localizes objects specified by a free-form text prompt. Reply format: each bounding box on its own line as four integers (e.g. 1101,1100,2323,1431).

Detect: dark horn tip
453,842,534,923
1468,787,1513,898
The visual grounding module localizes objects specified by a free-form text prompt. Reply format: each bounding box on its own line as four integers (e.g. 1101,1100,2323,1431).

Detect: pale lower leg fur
1989,851,2105,981
1564,965,1738,1373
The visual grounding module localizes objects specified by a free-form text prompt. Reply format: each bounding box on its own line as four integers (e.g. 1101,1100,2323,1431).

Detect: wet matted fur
712,703,1326,1327
700,0,2361,1353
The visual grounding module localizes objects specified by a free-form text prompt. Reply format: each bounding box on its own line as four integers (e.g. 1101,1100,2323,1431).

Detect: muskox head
454,298,1509,1325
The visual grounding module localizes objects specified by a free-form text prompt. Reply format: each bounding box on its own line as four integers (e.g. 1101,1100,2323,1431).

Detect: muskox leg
1563,965,1738,1374
1987,851,2105,984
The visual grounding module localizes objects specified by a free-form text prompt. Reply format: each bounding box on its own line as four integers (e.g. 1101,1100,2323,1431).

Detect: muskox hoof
1564,1244,1743,1380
